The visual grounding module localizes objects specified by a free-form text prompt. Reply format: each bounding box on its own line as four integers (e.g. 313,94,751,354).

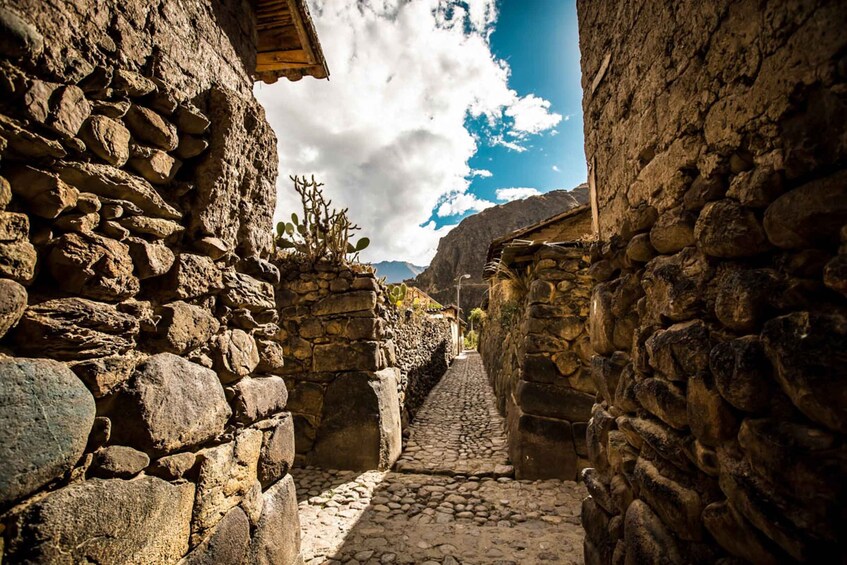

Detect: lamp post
456,273,471,319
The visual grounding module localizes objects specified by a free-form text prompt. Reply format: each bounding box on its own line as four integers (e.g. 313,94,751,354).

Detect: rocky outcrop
577,0,847,562
414,186,588,314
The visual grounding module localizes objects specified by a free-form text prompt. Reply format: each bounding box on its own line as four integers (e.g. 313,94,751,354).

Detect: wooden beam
285,0,317,65
257,49,311,66
257,25,301,52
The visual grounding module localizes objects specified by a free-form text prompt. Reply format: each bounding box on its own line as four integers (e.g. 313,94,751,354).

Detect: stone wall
275,258,403,471
0,3,301,564
578,0,847,563
480,245,596,480
392,308,455,427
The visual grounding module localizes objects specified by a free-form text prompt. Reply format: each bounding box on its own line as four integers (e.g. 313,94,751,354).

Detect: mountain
412,184,589,317
371,260,428,284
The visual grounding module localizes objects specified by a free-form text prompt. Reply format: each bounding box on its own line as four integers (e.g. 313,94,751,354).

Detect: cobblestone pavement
296,352,587,564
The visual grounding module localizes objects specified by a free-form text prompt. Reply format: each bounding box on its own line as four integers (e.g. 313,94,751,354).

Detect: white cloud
505,94,563,135
552,165,561,172
436,192,495,217
255,0,561,264
471,169,493,178
496,187,541,201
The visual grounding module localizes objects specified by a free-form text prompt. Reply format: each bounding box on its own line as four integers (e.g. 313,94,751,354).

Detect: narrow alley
295,352,587,565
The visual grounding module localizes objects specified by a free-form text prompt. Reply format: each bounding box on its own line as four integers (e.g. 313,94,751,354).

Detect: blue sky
430,0,586,229
256,0,585,264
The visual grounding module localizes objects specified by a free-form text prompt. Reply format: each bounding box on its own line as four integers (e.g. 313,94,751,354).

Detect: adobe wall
577,0,847,562
480,245,596,480
0,2,300,563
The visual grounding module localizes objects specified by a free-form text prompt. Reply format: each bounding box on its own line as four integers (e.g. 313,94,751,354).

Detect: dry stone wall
274,259,403,471
392,308,455,427
0,2,302,563
578,0,847,563
480,245,596,480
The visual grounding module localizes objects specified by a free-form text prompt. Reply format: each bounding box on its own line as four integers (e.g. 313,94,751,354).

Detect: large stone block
709,336,773,413
702,500,789,565
248,474,301,565
212,329,260,383
313,341,382,372
633,457,703,541
645,319,710,381
181,506,250,565
47,232,139,301
507,405,578,480
192,429,263,545
110,353,231,454
642,248,712,322
258,413,296,488
312,290,377,316
515,380,595,422
0,358,95,507
0,278,27,338
634,377,688,430
15,297,138,360
155,253,224,300
222,271,275,312
310,368,401,470
156,300,220,354
623,500,683,565
229,375,288,424
7,477,194,564
762,311,847,433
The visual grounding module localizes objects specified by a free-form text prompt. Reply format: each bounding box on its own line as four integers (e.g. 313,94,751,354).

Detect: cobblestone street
296,352,587,564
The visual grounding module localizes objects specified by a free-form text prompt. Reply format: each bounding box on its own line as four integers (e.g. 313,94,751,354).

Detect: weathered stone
111,353,231,454
241,480,264,526
256,339,286,373
58,161,181,220
7,165,79,219
0,278,26,338
118,216,183,240
0,358,95,507
709,336,773,413
313,341,382,372
79,115,131,166
175,103,211,134
48,85,91,138
194,236,229,259
726,164,784,208
258,413,295,488
738,418,845,503
156,253,224,300
148,452,197,481
247,474,301,565
0,113,67,158
586,404,614,473
15,298,138,360
0,175,11,209
683,174,725,211
91,99,130,118
687,372,738,447
607,431,637,475
633,457,702,541
0,239,37,284
181,506,250,565
624,500,683,564
126,236,176,279
156,300,220,354
634,378,688,430
609,474,634,516
649,207,695,254
582,496,613,562
626,233,655,262
229,376,288,424
763,171,847,249
192,429,262,545
762,311,847,433
0,6,44,58
48,232,139,301
53,211,99,233
516,380,595,422
645,319,710,381
582,467,616,514
222,271,275,312
713,266,777,331
176,134,210,159
642,247,712,322
212,329,259,383
824,254,847,296
111,69,157,97
509,408,578,480
311,368,402,471
702,500,787,565
629,417,691,472
125,104,179,150
312,290,377,316
90,445,149,478
7,477,194,564
70,352,138,397
695,199,770,257
128,147,181,184
614,363,641,414
101,220,129,239
590,281,616,355
77,66,112,93
86,416,111,452
0,211,27,242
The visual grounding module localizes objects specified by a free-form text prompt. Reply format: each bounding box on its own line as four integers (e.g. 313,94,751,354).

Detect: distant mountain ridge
412,184,589,316
371,260,428,284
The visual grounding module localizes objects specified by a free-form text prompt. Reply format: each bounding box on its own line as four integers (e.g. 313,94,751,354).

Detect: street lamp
456,273,471,319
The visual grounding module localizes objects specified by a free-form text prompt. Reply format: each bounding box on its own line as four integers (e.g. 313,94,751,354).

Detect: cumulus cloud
255,0,561,264
496,187,541,201
471,169,493,178
552,165,561,172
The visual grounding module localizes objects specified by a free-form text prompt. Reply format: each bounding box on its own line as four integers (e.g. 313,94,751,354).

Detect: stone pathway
296,352,587,565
